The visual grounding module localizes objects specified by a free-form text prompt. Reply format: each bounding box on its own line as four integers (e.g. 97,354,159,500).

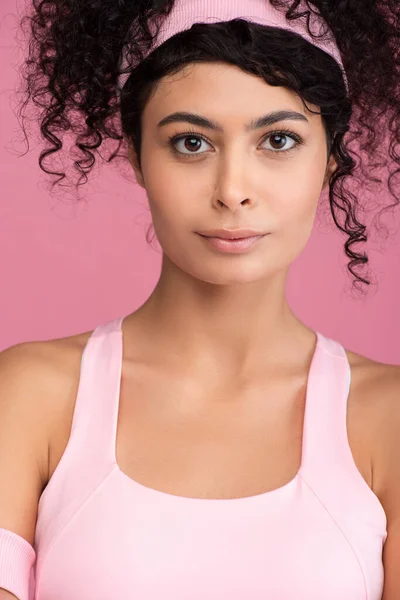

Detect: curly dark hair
17,0,400,294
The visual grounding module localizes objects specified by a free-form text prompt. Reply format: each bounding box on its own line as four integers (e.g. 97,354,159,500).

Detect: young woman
1,0,399,598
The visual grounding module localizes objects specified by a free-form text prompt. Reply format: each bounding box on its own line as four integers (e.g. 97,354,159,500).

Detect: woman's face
129,61,337,285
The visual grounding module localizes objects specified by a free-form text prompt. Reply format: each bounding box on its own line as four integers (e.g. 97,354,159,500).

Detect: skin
127,61,337,381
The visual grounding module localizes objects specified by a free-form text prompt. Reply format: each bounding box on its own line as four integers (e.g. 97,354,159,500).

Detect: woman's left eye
261,132,302,152
170,134,213,155
169,130,303,156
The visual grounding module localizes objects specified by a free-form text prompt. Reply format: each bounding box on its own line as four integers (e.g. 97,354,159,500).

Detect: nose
212,153,254,211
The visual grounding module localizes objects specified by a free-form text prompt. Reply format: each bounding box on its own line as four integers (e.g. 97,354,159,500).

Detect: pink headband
118,0,348,91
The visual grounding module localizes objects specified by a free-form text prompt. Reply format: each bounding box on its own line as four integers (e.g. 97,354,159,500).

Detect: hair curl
17,0,400,294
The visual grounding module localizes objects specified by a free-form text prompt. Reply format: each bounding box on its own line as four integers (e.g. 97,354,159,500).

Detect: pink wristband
0,528,36,600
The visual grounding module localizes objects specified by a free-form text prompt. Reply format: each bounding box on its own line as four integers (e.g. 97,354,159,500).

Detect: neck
127,254,313,380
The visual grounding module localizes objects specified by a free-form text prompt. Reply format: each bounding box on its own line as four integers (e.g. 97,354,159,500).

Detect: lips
197,229,266,240
199,233,267,254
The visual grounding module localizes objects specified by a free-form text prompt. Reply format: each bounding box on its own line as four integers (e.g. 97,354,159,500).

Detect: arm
0,592,19,599
373,366,400,599
382,520,400,600
0,343,51,600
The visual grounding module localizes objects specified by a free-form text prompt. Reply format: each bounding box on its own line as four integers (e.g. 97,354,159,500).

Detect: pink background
1,0,399,364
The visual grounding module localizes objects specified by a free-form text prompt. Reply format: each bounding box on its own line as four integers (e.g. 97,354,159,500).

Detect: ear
128,143,145,188
322,154,337,190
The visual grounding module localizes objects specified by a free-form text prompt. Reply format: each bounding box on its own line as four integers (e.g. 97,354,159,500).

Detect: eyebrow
157,110,309,132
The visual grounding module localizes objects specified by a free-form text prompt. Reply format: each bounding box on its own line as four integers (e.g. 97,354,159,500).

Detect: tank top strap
72,314,125,473
300,331,385,526
301,331,350,477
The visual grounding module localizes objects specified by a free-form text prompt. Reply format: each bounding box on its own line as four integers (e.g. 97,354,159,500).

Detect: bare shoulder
0,328,94,548
345,355,400,597
344,347,400,521
345,347,400,410
2,327,93,411
338,346,400,600
0,328,94,486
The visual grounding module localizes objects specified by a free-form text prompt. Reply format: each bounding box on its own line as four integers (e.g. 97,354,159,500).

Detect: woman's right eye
169,134,213,156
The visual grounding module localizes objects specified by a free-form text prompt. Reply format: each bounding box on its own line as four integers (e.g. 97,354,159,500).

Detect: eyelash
168,127,305,157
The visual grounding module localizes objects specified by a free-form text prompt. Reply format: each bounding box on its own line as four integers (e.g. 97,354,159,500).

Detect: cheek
141,152,205,232
271,170,324,261
143,176,194,249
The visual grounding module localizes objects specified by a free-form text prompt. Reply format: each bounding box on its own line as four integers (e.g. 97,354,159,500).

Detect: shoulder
345,347,400,427
346,354,400,599
345,348,400,411
344,347,400,521
1,329,93,408
339,346,400,440
0,331,94,545
1,330,91,372
0,329,94,484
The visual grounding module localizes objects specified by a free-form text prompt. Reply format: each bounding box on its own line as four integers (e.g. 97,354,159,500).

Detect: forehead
144,62,321,126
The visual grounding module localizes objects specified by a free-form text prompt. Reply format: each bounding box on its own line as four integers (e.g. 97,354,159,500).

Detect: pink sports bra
0,315,388,599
